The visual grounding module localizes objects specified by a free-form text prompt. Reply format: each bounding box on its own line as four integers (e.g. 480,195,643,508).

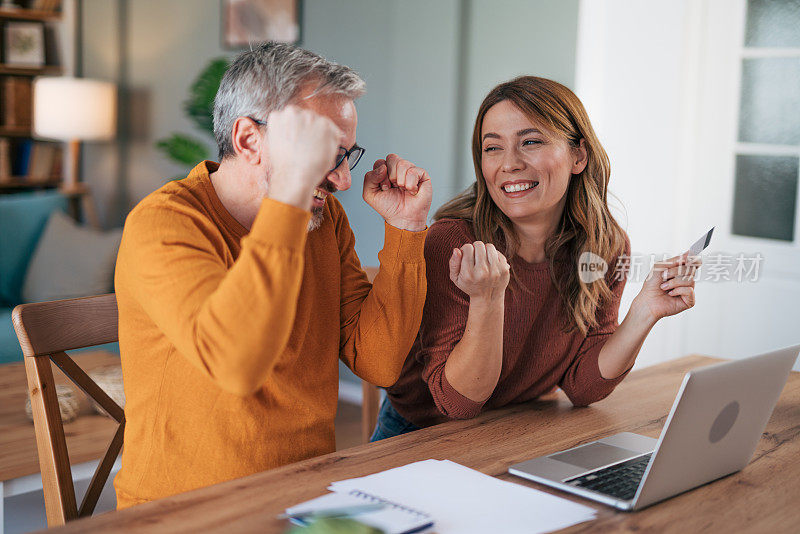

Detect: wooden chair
12,294,123,527
361,267,382,443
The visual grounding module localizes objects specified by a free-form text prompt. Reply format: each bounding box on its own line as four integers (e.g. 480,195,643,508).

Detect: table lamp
32,77,117,190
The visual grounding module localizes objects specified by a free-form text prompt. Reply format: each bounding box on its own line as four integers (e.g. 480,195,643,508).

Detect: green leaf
155,133,210,167
287,518,384,534
183,57,229,136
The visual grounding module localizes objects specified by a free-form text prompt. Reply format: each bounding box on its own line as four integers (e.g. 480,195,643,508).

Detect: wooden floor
0,352,121,483
334,400,363,450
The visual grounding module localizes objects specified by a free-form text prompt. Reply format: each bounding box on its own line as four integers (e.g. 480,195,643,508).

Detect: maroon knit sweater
387,218,631,427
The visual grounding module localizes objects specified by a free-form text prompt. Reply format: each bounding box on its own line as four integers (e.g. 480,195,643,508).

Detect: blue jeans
370,398,420,442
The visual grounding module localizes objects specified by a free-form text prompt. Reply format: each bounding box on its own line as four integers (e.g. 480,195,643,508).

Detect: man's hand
362,154,432,231
265,105,342,212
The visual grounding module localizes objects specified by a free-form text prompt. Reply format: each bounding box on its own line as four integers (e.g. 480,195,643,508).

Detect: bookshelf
0,176,58,187
0,7,61,21
0,64,61,75
0,125,31,136
0,0,65,193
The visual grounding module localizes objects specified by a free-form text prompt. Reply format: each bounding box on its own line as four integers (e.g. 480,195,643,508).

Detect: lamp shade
33,77,117,141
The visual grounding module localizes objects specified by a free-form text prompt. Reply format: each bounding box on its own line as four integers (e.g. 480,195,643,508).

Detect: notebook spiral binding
348,489,431,518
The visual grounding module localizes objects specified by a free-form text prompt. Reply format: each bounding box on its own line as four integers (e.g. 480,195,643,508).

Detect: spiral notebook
284,489,434,534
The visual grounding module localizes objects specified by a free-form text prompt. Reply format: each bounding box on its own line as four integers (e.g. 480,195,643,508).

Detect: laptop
509,345,798,511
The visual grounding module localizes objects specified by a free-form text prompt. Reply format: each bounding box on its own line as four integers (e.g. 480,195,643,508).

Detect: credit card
688,227,714,256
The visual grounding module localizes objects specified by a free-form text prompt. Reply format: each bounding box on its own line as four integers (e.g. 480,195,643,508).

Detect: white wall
575,0,700,369
575,0,800,368
81,0,126,227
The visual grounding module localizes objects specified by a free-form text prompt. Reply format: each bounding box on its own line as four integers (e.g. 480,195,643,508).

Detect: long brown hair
435,76,625,335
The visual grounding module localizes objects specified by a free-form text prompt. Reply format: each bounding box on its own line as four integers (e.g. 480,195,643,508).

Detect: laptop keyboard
565,453,652,502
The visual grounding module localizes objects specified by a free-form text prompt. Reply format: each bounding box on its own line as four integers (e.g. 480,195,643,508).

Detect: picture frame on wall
222,0,301,49
4,21,46,67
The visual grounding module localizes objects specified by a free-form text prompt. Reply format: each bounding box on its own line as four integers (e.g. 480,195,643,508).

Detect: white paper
329,459,597,534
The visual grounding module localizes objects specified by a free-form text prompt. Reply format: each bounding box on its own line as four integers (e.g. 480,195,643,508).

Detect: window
731,0,800,242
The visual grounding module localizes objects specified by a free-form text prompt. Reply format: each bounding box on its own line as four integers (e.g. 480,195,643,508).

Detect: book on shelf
5,139,60,180
27,140,56,180
0,137,10,182
28,0,63,12
11,138,32,176
44,24,60,65
2,76,32,128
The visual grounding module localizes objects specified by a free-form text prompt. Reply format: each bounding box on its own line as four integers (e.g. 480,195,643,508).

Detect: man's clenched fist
266,105,342,211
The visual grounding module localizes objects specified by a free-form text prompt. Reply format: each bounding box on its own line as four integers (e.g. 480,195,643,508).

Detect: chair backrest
12,293,123,527
361,267,382,443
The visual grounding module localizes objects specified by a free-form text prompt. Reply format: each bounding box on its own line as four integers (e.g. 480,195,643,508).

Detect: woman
371,76,699,441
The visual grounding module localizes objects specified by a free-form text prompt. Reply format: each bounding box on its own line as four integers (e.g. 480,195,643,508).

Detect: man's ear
572,138,588,175
231,117,263,165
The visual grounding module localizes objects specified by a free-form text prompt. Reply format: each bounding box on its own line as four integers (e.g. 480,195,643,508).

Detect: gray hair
213,42,366,159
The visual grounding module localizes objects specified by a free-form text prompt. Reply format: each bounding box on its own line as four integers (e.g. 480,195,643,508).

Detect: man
113,42,432,508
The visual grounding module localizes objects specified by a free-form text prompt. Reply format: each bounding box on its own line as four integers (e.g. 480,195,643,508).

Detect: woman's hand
443,241,510,403
632,253,701,322
597,253,700,380
448,241,510,302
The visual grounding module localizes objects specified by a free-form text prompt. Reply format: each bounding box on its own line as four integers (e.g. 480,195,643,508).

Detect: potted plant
156,58,229,172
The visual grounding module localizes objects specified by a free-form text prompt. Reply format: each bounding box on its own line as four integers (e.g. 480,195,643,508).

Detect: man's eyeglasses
247,116,365,173
333,144,365,173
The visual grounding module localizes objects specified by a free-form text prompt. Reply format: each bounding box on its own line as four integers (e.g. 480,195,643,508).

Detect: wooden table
45,356,799,533
0,352,119,529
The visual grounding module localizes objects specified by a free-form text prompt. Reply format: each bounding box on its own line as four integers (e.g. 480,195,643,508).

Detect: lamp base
64,139,80,189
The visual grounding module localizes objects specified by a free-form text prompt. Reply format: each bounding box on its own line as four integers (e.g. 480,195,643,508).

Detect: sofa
0,191,120,364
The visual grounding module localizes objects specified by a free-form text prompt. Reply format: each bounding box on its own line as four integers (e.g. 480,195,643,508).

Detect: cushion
25,384,82,423
0,191,68,306
0,308,21,364
22,211,123,303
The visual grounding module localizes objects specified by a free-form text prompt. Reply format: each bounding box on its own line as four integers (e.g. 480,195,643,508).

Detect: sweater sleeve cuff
562,334,631,407
436,368,486,419
584,334,633,384
248,198,311,251
379,222,427,264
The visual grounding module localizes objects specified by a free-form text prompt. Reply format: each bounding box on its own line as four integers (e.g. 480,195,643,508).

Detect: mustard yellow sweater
113,161,426,509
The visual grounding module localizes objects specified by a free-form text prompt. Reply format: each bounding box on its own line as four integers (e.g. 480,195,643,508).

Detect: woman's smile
500,180,539,196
